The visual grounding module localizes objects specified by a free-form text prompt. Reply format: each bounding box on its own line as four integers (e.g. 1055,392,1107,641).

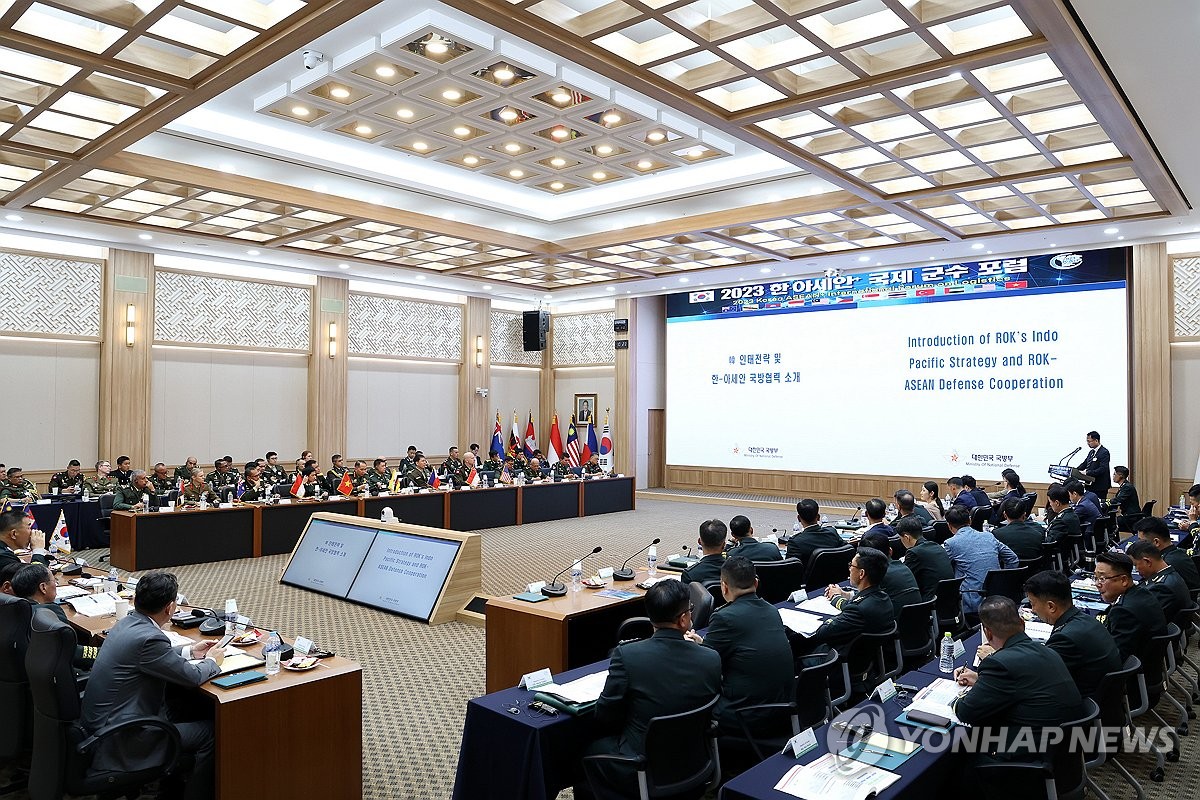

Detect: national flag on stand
388,468,402,492
547,414,564,466
337,472,354,496
50,510,71,554
25,505,39,535
428,469,441,489
524,411,537,459
466,465,478,487
565,416,582,468
177,476,186,494
235,480,246,500
491,412,504,458
582,419,599,464
509,412,521,458
599,413,613,472
290,472,304,497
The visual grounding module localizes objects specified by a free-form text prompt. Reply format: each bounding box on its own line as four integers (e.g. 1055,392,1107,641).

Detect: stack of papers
217,652,265,675
64,593,116,617
542,670,608,704
906,678,965,726
779,608,824,636
796,596,842,616
1025,621,1054,642
54,585,90,600
773,752,900,800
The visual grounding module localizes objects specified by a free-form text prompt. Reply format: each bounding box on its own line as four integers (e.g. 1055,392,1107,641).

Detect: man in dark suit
1045,484,1080,544
893,490,932,526
1128,539,1191,622
686,557,792,734
785,498,843,566
1109,467,1140,526
81,571,225,800
953,596,1085,762
0,509,48,569
895,517,953,601
963,475,990,508
587,580,722,799
1076,431,1111,501
1135,517,1200,592
829,530,918,616
1094,551,1167,662
946,476,976,510
11,563,99,668
993,497,1045,560
682,519,727,585
727,514,782,562
1066,480,1101,530
1023,570,1120,698
857,498,895,540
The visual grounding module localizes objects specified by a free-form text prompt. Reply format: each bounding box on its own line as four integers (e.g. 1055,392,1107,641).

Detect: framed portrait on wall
575,394,597,425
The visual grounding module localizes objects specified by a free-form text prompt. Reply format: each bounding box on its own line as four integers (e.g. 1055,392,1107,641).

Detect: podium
1047,465,1093,484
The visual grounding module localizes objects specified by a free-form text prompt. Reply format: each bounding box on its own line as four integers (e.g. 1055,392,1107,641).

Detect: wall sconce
125,304,135,347
475,335,483,367
328,322,337,358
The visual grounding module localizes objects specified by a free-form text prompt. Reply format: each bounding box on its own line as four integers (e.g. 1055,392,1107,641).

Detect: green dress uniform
182,483,219,506
681,552,724,585
49,471,85,492
396,457,415,476
366,469,391,492
0,480,40,501
173,465,195,484
701,593,794,734
583,461,604,476
406,467,430,489
551,461,574,480
261,465,288,485
113,484,154,511
149,475,175,495
1045,506,1080,543
1162,544,1200,592
82,475,116,494
238,479,268,502
1045,606,1122,698
481,458,502,474
807,585,894,653
206,469,237,489
443,457,463,477
1098,583,1167,661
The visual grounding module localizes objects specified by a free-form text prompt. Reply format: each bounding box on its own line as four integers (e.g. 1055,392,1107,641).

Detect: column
540,314,555,446
613,298,636,476
1131,243,1171,505
459,296,491,448
309,275,348,460
98,249,153,467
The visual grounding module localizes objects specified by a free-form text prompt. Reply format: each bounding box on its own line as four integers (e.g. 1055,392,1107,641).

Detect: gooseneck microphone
542,546,602,597
613,538,661,581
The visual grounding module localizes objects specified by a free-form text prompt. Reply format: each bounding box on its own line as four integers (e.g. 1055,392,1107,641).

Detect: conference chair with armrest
970,505,991,532
1019,493,1038,519
934,576,967,637
1040,539,1065,574
801,545,854,590
828,634,863,712
927,521,952,544
1169,601,1199,711
1062,532,1085,572
888,535,906,560
1089,656,1145,800
95,494,116,545
961,567,1032,608
1156,623,1192,737
702,581,725,612
973,698,1098,800
687,582,713,631
728,678,800,765
0,594,32,796
26,608,181,800
612,617,654,653
582,695,720,800
1137,629,1178,773
897,598,937,672
850,622,902,691
753,559,805,604
794,649,839,732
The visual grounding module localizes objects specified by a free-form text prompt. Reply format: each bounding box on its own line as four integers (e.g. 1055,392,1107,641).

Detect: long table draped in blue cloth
452,660,608,800
24,499,106,549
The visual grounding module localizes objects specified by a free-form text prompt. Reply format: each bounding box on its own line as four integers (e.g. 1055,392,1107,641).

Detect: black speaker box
522,310,548,351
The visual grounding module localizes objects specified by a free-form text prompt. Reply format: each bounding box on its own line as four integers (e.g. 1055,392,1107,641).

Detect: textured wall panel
154,271,310,350
0,250,101,337
348,293,462,360
490,310,541,366
1174,256,1200,338
553,311,615,366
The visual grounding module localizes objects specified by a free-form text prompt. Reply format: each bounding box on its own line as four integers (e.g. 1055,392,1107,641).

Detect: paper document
54,585,90,600
1071,578,1099,593
1025,621,1053,642
543,670,609,704
217,652,265,675
779,608,824,636
797,596,842,616
773,752,900,800
164,629,194,649
907,678,965,725
64,593,116,617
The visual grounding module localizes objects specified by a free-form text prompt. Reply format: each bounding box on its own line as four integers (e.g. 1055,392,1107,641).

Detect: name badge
36,498,52,505
597,567,614,579
953,639,966,660
526,580,547,593
293,636,313,656
874,678,897,703
218,502,233,509
278,498,291,504
518,667,553,690
783,728,818,758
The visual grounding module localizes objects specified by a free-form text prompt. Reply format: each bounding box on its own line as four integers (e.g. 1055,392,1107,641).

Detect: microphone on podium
542,546,602,597
612,538,661,582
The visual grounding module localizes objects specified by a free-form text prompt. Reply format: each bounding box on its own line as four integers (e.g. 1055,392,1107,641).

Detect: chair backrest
1062,533,1084,571
688,581,714,631
0,594,33,761
970,505,991,531
1039,539,1064,574
98,493,116,516
614,616,654,649
803,545,854,589
848,622,898,680
1142,500,1156,516
642,695,720,797
1047,697,1100,797
897,598,937,659
1095,655,1140,733
927,521,952,544
795,649,838,730
703,580,726,611
981,567,1031,604
1019,493,1038,518
934,576,966,635
754,558,806,603
25,607,82,799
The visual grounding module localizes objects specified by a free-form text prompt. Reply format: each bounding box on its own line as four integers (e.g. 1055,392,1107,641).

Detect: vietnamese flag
289,472,304,497
1004,281,1028,289
337,472,354,496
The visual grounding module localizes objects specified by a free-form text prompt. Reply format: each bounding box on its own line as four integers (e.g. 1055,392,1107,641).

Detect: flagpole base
541,582,567,597
611,569,636,581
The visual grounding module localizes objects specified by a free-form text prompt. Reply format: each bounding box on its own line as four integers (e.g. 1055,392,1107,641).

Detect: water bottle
1182,494,1188,509
792,521,802,536
820,514,829,526
939,632,955,674
647,545,658,577
263,631,282,675
887,502,897,518
199,494,208,509
141,493,150,511
224,600,237,636
571,561,583,593
82,486,90,501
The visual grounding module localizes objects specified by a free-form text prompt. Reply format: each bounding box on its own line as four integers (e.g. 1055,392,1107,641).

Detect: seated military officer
173,457,198,485
0,467,40,501
83,460,116,495
261,452,288,486
238,463,268,502
182,470,218,507
149,463,175,495
12,563,98,668
582,453,605,476
405,455,431,489
681,519,727,585
113,470,158,512
552,459,576,480
49,460,85,494
481,449,503,474
365,459,391,493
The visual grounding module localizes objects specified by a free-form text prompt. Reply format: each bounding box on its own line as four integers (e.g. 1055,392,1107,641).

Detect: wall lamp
475,335,483,367
125,304,135,347
328,322,337,358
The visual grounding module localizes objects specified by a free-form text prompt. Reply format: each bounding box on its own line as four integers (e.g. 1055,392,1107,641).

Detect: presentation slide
665,248,1130,482
347,531,461,621
281,518,378,596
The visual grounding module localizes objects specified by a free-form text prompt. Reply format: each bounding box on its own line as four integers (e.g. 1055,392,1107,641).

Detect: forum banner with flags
524,411,537,458
565,416,582,467
547,414,564,466
491,412,504,459
599,412,613,471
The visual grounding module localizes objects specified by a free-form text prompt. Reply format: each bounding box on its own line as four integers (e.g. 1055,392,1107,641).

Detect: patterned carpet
6,495,1200,799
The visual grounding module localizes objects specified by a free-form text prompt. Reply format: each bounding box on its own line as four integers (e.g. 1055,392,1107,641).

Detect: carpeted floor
6,496,1200,799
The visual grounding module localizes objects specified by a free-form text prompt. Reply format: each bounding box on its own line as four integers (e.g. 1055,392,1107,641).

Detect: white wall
151,348,308,466
1171,344,1200,481
0,339,99,470
347,358,460,458
635,296,666,488
554,366,614,432
490,366,541,446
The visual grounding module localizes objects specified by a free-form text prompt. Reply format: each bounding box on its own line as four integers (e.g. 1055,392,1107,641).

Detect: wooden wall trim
459,297,490,450
614,298,634,477
1132,243,1171,510
308,276,348,460
99,249,153,468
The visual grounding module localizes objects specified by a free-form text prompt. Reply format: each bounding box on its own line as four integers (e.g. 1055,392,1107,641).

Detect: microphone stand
543,546,602,597
613,538,661,581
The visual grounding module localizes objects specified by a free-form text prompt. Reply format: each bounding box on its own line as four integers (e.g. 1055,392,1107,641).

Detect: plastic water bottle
887,502,897,518
647,545,658,578
939,632,955,674
199,494,208,509
82,486,90,501
571,561,583,593
263,631,281,675
820,514,829,526
141,493,150,510
792,521,802,536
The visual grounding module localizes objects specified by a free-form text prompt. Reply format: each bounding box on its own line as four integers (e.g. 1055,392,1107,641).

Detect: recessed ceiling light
550,156,566,167
550,127,569,139
396,108,414,119
412,141,428,151
1117,235,1125,240
375,65,396,78
857,255,870,262
442,89,462,101
499,107,519,121
596,144,613,155
551,89,571,104
679,277,689,283
637,160,653,170
339,263,350,269
415,275,427,281
986,250,993,254
549,181,564,190
1104,227,1119,234
493,65,515,82
425,36,448,55
463,155,479,165
355,124,372,135
4,214,22,222
646,130,666,142
218,163,236,173
138,233,153,240
504,142,521,153
291,105,310,117
602,110,621,124
247,249,260,256
543,294,552,299
592,171,607,180
759,267,772,274
481,284,492,291
686,147,704,158
970,243,984,249
330,86,350,99
453,125,471,137
509,168,525,178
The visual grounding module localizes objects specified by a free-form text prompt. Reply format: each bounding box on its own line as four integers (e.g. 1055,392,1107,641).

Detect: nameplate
616,474,625,478
459,484,471,490
874,678,898,703
526,580,547,593
783,728,818,758
157,506,174,513
518,668,554,690
219,502,234,509
293,636,313,657
789,589,807,603
953,639,966,660
36,498,51,505
597,567,614,579
278,499,291,504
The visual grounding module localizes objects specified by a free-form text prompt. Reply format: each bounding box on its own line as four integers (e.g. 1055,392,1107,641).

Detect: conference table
109,476,636,571
42,561,363,800
23,498,106,549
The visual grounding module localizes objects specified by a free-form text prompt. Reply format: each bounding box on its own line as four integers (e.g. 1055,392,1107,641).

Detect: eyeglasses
1093,573,1125,585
